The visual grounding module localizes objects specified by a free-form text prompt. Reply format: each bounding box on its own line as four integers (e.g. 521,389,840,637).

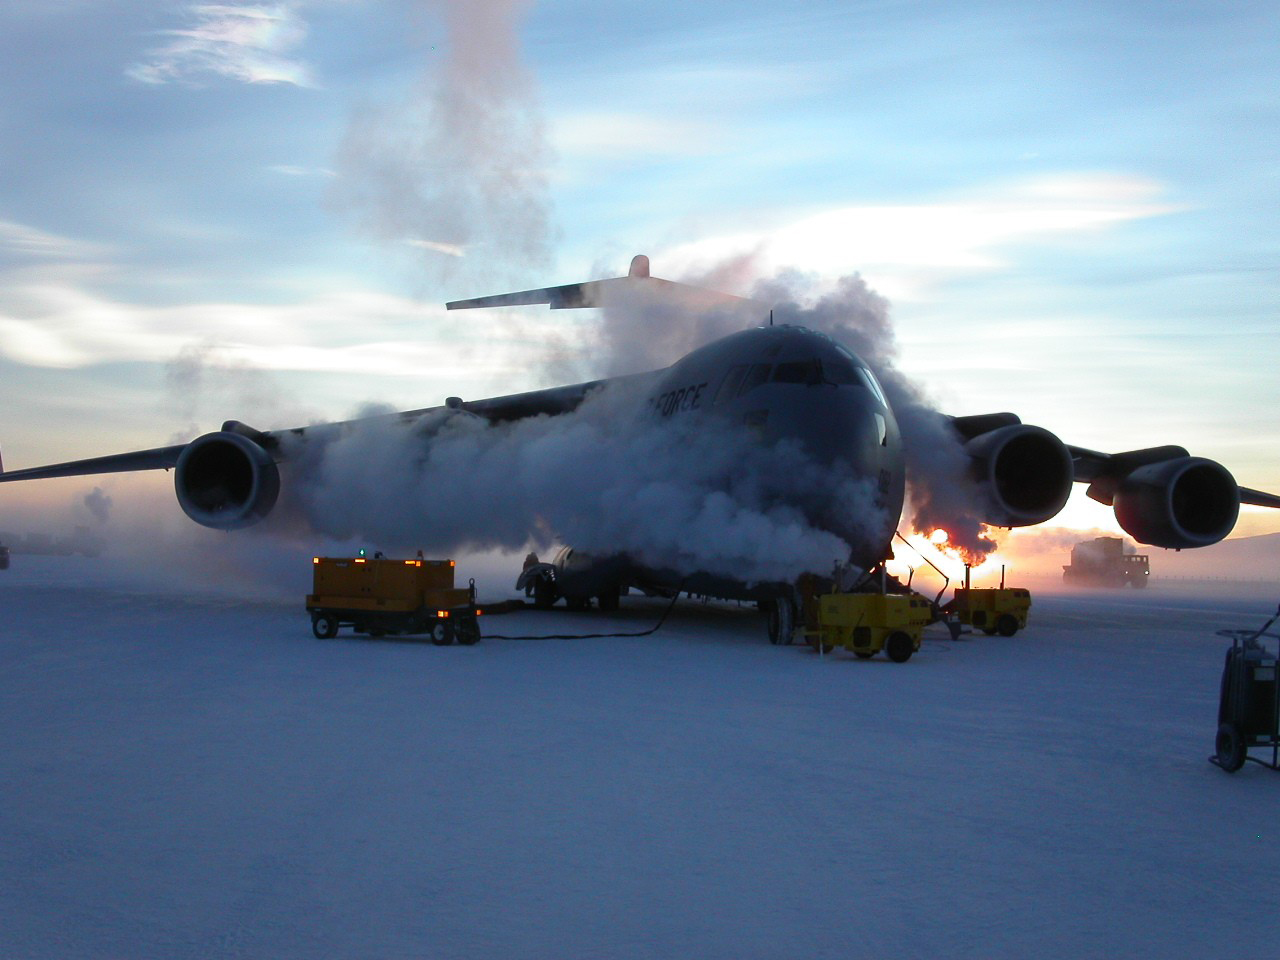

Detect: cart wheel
854,650,875,660
1215,722,1246,772
982,628,998,636
996,614,1019,637
430,621,453,646
766,599,796,646
456,619,481,646
311,614,339,640
810,639,834,654
885,631,914,663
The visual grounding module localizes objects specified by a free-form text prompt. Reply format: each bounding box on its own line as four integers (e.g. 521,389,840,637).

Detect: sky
1,0,1279,554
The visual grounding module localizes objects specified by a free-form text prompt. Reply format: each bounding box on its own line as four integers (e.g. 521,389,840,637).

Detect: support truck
1062,536,1149,588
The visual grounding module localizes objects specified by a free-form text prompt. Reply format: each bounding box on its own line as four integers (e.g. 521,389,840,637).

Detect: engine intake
965,424,1073,527
1113,456,1239,549
174,431,280,530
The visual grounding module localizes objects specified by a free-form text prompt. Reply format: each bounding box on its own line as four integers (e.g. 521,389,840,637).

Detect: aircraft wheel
854,650,875,660
996,614,1019,637
565,595,591,612
766,598,796,645
456,619,481,646
430,621,453,646
1215,722,1246,772
312,614,339,640
597,590,620,612
885,631,914,663
533,577,557,610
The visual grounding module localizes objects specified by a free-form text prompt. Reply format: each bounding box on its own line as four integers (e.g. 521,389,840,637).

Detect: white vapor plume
751,272,996,562
280,379,880,584
82,487,113,525
162,341,318,441
575,260,995,562
334,0,554,284
272,261,991,578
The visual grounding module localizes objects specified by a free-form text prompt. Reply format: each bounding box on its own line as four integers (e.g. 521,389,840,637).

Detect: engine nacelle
174,431,280,530
1113,456,1239,549
964,424,1074,527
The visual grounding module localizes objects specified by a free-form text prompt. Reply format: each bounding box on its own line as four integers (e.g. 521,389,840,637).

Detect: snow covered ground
3,555,1279,959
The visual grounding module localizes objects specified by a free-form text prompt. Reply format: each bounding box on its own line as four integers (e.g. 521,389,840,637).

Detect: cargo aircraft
3,256,1278,641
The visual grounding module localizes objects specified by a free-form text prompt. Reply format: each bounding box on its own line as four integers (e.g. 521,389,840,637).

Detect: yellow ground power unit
306,555,481,644
945,588,1031,637
803,592,929,662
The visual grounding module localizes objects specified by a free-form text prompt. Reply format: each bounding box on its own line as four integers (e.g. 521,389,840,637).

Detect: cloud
0,220,111,262
0,282,538,379
553,112,727,160
127,2,315,87
657,173,1183,301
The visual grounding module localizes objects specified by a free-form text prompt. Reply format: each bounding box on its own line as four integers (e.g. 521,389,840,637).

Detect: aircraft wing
0,444,188,483
948,411,1280,548
1068,443,1280,509
0,373,637,488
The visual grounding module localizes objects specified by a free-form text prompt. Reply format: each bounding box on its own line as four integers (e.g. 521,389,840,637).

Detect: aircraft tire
312,614,339,640
597,590,620,612
532,577,557,610
885,631,914,663
997,614,1019,637
767,598,796,645
456,618,481,646
1215,722,1246,772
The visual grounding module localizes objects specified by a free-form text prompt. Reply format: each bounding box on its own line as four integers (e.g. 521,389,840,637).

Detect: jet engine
174,431,280,530
1112,456,1239,549
964,424,1074,527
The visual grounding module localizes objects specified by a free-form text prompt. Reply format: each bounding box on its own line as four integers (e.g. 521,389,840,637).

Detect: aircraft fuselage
548,324,906,604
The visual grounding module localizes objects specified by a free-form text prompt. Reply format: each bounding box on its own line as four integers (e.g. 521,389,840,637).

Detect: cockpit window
714,365,748,405
858,366,889,408
772,359,823,385
739,363,772,396
820,354,860,385
771,355,862,387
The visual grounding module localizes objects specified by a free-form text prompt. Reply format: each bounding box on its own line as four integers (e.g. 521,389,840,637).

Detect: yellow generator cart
307,555,481,645
945,588,1031,637
804,592,929,662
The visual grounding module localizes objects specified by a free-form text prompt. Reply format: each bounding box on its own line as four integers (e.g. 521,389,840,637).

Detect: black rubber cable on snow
483,588,685,641
483,593,681,641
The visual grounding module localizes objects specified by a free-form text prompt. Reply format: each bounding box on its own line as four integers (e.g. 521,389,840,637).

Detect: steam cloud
750,272,995,562
83,487,112,525
334,0,554,284
582,263,995,562
272,263,993,581
162,342,316,441
283,378,881,584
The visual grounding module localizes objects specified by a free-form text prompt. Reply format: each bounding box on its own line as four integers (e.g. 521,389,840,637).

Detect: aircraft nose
778,386,888,467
